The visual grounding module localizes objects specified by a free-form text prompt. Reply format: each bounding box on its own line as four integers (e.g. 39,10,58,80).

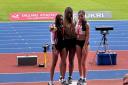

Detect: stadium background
0,0,128,85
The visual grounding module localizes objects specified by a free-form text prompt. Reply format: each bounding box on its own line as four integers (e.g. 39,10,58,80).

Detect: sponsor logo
10,11,112,21
10,12,59,21
74,11,112,19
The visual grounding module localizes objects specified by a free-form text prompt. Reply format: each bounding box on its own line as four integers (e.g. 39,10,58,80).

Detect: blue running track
0,70,128,83
0,21,128,53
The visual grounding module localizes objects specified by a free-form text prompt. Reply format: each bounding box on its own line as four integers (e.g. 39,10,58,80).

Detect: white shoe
61,79,68,85
68,76,72,84
77,78,83,85
59,76,63,82
48,81,54,85
82,79,87,85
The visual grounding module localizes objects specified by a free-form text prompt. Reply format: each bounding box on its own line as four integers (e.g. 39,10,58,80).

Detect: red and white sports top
75,20,86,35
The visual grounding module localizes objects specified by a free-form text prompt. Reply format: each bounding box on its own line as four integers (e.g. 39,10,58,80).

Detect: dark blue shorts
76,40,85,48
55,40,65,51
64,38,76,50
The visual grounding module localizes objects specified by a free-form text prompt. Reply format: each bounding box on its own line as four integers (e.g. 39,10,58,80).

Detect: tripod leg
97,35,104,53
103,35,113,65
104,35,110,52
44,52,47,68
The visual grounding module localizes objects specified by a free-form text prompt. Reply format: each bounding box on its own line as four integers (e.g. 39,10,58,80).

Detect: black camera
96,26,113,35
42,43,49,52
96,26,113,31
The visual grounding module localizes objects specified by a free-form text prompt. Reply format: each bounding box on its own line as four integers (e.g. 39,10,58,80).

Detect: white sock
49,81,53,84
61,78,64,82
80,76,83,79
83,78,87,80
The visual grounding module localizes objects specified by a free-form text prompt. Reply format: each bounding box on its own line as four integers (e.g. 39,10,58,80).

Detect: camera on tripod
95,26,117,65
95,26,114,52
